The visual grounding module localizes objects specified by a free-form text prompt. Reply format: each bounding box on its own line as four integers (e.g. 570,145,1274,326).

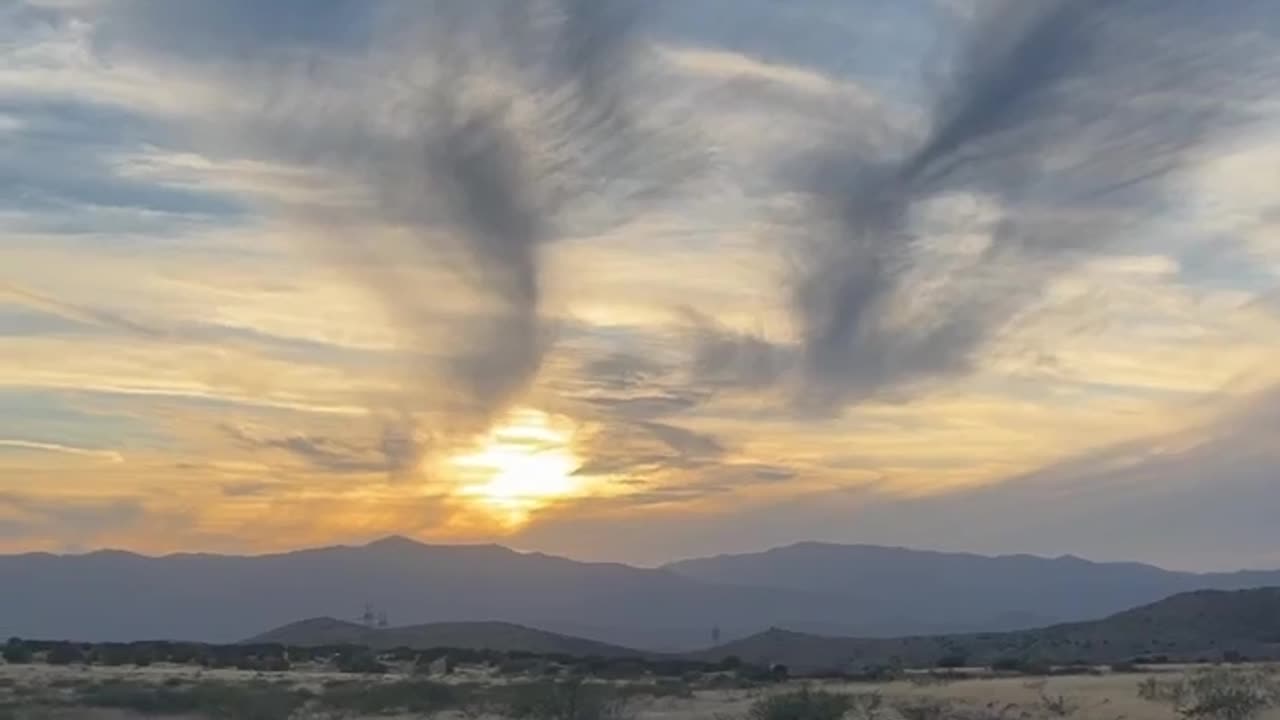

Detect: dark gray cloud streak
220,424,393,475
89,0,699,471
706,0,1278,412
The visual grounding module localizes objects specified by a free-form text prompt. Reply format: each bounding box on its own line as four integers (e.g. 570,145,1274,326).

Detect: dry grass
3,663,1280,720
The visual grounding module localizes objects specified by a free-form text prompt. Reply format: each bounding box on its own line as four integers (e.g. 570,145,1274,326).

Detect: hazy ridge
4,536,1280,651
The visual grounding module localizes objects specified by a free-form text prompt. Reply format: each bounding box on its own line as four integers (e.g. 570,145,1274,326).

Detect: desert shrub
649,659,704,678
88,644,130,667
493,679,632,720
1,641,32,665
258,656,291,672
991,657,1050,675
614,680,694,700
846,692,884,720
992,657,1024,672
592,658,652,680
381,645,418,663
0,704,59,720
845,664,899,682
163,642,207,665
319,679,463,716
1049,665,1098,677
718,655,744,671
703,672,762,690
334,649,388,674
748,687,852,720
126,646,156,668
43,642,85,666
1036,689,1081,717
1138,668,1280,720
895,698,954,720
908,672,961,687
500,657,544,675
78,680,307,720
956,702,1031,720
737,664,792,684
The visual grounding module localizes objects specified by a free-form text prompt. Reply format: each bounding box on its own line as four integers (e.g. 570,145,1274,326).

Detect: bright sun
448,408,581,527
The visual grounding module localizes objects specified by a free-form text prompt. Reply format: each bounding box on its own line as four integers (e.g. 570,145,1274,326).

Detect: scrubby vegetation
747,687,857,720
1138,667,1280,720
77,679,309,720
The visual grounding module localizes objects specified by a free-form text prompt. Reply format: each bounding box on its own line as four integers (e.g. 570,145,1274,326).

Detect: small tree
2,639,32,664
46,642,85,666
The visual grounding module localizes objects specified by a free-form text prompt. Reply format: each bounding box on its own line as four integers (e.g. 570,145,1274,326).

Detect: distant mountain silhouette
247,617,639,657
695,587,1280,672
665,542,1280,633
5,536,1280,650
0,536,860,649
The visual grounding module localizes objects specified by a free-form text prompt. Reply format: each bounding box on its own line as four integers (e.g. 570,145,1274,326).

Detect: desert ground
3,661,1278,720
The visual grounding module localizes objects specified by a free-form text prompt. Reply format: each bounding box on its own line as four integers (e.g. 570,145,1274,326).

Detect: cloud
0,439,123,462
0,492,144,543
542,385,1280,569
683,309,793,391
757,0,1280,411
219,423,395,475
76,0,712,470
219,481,274,498
638,421,725,460
847,384,1280,570
4,0,1280,564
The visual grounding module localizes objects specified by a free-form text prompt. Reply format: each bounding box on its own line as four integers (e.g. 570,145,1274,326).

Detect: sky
2,0,1280,571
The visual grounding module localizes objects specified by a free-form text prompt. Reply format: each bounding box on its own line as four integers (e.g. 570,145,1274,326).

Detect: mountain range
3,536,1280,650
697,587,1280,671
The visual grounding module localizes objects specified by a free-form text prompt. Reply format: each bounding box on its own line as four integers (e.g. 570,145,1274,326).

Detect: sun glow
448,408,582,527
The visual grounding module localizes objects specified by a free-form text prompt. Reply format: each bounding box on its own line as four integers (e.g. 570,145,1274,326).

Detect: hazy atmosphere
3,0,1280,571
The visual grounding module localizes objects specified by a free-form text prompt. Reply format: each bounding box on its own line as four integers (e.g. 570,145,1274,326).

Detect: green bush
1,641,32,665
748,687,853,720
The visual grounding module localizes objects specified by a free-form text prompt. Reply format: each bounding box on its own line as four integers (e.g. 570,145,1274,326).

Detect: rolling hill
696,587,1280,672
247,618,640,657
